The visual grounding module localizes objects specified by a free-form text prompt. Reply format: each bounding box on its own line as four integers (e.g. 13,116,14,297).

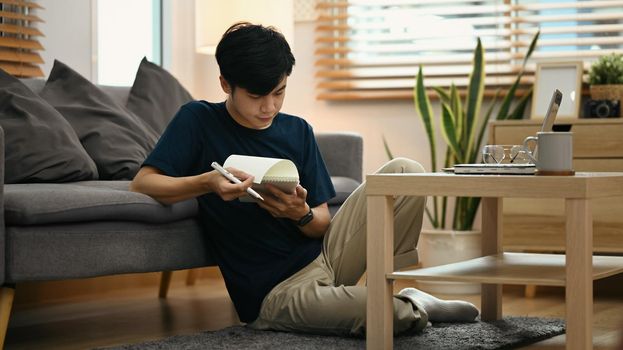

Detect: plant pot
417,228,481,295
589,84,623,101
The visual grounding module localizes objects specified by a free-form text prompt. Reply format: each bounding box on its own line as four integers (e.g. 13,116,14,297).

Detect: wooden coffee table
365,172,623,350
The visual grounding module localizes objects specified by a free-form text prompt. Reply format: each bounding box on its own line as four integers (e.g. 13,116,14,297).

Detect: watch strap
296,207,314,226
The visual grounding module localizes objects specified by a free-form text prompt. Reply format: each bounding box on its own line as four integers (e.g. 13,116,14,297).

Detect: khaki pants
248,158,428,336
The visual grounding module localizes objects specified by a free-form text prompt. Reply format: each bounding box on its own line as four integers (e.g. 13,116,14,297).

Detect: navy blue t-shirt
143,101,336,322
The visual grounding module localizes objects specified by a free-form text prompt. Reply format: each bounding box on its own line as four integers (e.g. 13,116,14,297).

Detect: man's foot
398,287,479,323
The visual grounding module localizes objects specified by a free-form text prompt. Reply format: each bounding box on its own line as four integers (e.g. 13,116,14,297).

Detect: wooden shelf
388,252,623,286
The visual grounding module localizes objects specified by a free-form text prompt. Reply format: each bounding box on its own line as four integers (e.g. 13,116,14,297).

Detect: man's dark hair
216,22,295,96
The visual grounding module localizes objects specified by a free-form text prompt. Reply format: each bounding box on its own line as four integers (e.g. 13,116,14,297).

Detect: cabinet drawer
490,121,623,158
574,159,623,172
571,123,623,158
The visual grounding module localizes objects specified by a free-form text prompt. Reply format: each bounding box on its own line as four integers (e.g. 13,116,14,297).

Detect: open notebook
223,154,299,201
453,89,563,175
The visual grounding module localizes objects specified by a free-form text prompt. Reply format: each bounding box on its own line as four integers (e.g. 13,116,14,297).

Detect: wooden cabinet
488,119,623,253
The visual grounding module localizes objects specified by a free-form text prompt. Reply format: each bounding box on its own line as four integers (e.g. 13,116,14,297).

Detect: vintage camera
583,99,621,118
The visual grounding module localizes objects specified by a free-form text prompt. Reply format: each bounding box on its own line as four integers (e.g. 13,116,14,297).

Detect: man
130,22,478,336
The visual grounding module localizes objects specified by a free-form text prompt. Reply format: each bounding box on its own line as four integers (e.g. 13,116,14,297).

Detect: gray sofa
0,80,363,346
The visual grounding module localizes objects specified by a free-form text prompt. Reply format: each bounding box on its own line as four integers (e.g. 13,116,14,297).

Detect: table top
365,172,623,199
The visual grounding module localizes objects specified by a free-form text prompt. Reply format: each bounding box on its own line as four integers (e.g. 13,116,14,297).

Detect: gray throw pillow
39,60,159,180
126,57,193,134
0,68,98,183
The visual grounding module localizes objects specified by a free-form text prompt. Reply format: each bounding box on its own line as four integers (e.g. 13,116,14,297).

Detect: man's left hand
257,184,309,221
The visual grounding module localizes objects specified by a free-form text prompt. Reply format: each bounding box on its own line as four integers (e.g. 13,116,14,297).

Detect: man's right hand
204,167,255,201
130,165,254,205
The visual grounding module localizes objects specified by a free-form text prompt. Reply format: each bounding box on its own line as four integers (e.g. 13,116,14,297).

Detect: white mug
523,132,574,175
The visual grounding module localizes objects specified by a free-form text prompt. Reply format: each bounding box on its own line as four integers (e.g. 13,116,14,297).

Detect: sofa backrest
20,78,131,107
315,132,363,183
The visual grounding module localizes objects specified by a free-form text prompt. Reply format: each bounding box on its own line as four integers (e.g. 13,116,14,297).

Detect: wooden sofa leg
159,271,172,299
525,284,537,298
186,269,198,286
0,286,15,349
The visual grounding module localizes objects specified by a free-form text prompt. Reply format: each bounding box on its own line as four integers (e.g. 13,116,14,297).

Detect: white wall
38,0,94,79
165,0,197,95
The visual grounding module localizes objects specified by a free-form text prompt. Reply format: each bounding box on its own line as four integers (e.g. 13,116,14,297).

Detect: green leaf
521,30,540,70
414,66,438,172
472,88,501,163
496,76,522,120
432,86,451,105
414,66,440,227
424,207,437,229
441,196,448,230
497,31,540,120
440,103,464,162
382,134,395,160
438,147,453,229
508,87,533,120
449,84,464,147
464,38,485,160
463,197,482,231
453,198,463,231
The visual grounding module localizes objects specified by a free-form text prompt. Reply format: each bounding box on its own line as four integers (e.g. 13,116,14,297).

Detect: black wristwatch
296,207,314,226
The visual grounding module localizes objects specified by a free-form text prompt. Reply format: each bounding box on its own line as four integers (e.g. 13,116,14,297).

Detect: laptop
452,89,563,175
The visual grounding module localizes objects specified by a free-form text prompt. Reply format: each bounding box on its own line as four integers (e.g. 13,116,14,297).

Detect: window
315,0,623,100
0,0,44,77
95,0,161,86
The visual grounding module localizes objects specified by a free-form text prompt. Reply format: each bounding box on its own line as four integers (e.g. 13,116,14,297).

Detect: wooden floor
4,273,623,350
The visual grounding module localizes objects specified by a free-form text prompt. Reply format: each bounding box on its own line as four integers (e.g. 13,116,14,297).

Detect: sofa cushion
126,57,193,134
5,219,213,282
328,176,361,205
4,181,198,226
39,60,159,180
21,78,132,110
19,78,46,94
0,68,98,183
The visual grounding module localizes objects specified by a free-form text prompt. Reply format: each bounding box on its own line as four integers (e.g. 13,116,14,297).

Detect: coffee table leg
565,198,593,350
481,197,503,321
367,195,395,350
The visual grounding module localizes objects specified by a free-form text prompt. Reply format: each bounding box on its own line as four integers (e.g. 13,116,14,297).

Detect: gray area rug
99,316,565,350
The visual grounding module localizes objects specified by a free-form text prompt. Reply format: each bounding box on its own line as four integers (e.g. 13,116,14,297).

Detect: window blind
315,0,623,100
0,0,44,78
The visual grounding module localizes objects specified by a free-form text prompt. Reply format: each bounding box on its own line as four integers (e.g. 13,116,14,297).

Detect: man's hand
257,184,309,221
257,183,331,239
204,167,255,201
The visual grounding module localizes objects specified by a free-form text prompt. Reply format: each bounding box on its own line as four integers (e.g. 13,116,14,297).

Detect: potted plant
588,53,623,117
385,32,540,293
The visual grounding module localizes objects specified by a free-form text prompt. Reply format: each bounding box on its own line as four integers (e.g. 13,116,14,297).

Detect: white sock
398,287,479,323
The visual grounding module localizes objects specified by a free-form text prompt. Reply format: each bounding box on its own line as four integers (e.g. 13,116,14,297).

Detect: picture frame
531,61,583,119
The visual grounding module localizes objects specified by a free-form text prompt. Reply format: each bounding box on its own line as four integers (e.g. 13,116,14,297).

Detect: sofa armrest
0,125,5,285
315,132,363,183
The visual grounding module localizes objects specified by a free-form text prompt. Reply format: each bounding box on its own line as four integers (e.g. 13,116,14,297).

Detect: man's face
222,76,287,130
